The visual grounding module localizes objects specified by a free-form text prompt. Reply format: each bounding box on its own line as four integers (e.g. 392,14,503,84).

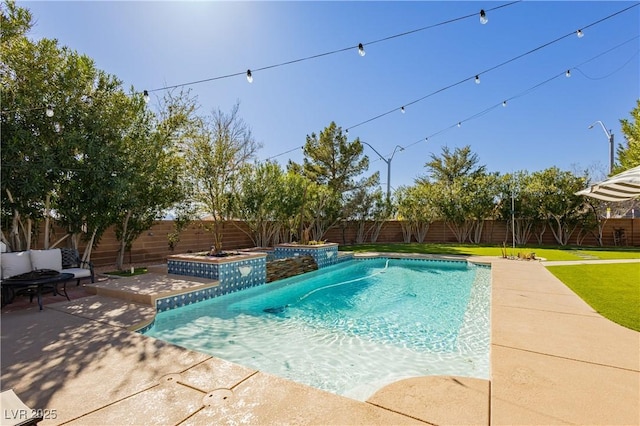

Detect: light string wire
344,2,640,133
574,51,640,80
386,35,640,160
145,1,521,94
3,36,637,173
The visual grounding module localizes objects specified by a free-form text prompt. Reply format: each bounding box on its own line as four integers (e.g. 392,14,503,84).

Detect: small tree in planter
184,103,261,254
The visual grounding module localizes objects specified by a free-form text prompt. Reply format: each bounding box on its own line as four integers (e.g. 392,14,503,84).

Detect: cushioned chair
60,248,94,286
0,389,43,425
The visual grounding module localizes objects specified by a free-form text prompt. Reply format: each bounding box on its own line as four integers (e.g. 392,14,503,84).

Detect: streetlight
360,141,404,203
588,120,614,174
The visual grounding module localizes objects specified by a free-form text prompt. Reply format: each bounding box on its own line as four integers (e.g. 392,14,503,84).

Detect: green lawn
547,263,640,331
339,242,640,261
340,243,640,331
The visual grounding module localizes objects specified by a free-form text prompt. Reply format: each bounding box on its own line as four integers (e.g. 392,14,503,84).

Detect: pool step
85,272,219,306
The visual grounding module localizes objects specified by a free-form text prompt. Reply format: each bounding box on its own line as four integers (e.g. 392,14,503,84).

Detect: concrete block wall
26,218,640,268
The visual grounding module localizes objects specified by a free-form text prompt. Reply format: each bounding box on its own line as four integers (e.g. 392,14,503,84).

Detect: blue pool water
144,258,491,400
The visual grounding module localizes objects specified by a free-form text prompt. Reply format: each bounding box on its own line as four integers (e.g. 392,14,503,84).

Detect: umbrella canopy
576,165,640,202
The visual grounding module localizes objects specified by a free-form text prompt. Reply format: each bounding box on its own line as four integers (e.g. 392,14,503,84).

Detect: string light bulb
401,106,405,114
54,122,61,133
143,90,150,103
502,101,507,107
457,122,462,128
246,69,253,83
565,69,571,77
358,43,366,57
576,29,584,38
475,75,480,84
45,106,54,117
479,10,488,25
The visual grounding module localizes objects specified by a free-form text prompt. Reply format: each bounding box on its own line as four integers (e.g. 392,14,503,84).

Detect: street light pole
360,141,404,203
588,120,615,174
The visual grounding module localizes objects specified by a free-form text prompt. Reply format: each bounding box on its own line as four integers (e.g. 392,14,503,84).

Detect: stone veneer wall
266,255,318,283
274,243,339,268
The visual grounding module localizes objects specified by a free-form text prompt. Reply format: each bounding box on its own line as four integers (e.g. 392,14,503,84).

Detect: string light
475,75,481,84
54,123,61,133
400,106,405,114
565,69,571,77
576,29,584,38
246,69,253,83
358,43,366,57
143,90,150,103
348,38,640,163
45,106,54,117
344,4,639,133
480,9,488,24
140,2,522,97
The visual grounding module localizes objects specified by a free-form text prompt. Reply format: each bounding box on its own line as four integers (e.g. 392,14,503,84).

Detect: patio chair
60,248,94,286
0,389,43,425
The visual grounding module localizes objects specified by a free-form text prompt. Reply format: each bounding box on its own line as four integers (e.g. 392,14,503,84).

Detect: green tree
184,103,261,254
396,184,439,243
528,167,587,246
496,172,547,246
112,91,198,270
1,4,65,250
277,171,311,243
1,1,196,267
418,145,486,185
1,1,127,254
614,99,640,173
419,146,496,243
344,187,385,244
289,121,378,240
235,161,285,247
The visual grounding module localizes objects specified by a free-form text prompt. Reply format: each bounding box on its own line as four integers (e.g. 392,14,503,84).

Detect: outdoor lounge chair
0,389,42,426
60,248,94,286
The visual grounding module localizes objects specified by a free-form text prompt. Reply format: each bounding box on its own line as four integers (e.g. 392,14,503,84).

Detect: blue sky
22,1,639,190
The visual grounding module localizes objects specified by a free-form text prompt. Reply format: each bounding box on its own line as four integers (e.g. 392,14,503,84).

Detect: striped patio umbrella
576,165,640,202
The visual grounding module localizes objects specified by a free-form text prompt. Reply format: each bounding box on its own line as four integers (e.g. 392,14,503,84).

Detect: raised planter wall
167,251,267,293
274,243,339,268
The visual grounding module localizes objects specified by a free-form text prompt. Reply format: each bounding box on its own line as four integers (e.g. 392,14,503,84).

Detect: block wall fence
31,218,640,268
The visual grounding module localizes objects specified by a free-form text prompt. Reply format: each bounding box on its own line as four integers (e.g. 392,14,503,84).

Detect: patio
1,256,638,425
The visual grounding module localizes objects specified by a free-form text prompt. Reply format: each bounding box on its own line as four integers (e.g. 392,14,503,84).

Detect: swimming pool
144,257,491,400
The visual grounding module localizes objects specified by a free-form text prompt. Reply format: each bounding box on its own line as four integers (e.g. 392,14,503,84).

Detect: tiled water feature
167,251,267,292
274,243,339,268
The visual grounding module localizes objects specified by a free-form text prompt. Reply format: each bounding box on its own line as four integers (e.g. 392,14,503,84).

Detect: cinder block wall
33,218,640,267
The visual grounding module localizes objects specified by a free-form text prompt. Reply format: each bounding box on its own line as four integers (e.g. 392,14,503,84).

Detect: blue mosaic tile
274,245,339,269
160,255,268,314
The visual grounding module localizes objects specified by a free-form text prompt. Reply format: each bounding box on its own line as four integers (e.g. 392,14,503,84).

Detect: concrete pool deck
1,256,638,425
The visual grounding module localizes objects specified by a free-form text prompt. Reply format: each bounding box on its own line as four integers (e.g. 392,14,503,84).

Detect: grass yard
339,243,640,261
547,263,640,331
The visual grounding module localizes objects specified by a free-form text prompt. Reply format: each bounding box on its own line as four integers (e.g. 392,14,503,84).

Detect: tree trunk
368,220,384,243
400,221,412,243
116,211,132,270
43,193,51,249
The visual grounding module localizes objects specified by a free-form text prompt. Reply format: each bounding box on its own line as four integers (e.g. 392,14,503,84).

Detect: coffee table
2,271,74,310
